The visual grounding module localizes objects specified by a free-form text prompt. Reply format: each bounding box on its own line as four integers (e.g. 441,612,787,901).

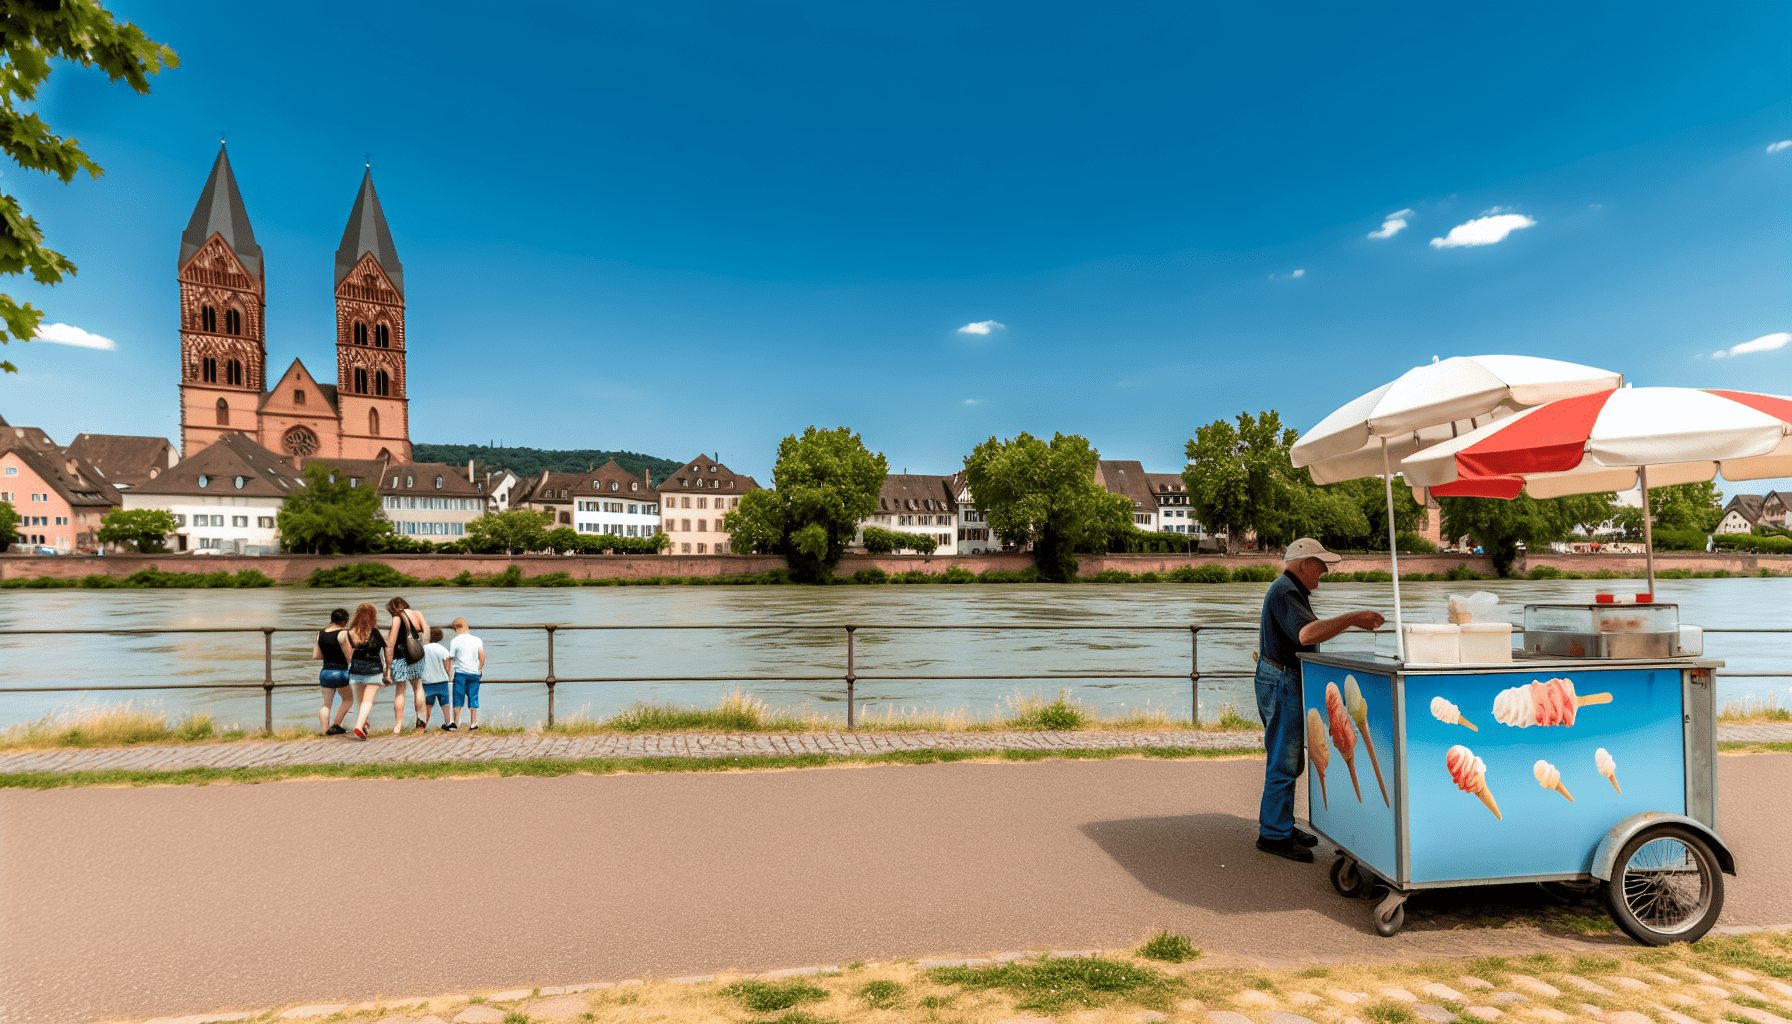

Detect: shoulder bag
400,612,425,664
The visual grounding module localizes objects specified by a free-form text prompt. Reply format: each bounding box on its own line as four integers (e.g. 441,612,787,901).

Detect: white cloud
1768,140,1791,154
34,323,117,350
1267,269,1306,280
962,398,980,405
956,320,1005,335
1292,268,1305,278
1367,209,1413,239
1429,213,1537,249
1711,332,1791,359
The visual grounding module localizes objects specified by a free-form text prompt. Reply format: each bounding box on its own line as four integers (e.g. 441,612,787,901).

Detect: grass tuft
928,956,1178,1013
1138,930,1202,964
721,979,829,1012
855,979,903,1009
1363,1001,1418,1024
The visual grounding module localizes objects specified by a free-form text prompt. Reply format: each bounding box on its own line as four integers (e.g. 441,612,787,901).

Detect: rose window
282,425,320,458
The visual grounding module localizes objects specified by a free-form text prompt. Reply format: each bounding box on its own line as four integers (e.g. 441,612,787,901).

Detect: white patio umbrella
1401,386,1792,597
1291,355,1625,660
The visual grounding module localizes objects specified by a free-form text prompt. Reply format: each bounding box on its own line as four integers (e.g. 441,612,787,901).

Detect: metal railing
0,623,1784,733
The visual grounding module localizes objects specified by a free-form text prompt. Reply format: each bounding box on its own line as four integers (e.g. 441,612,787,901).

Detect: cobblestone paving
134,933,1792,1024
0,727,1271,774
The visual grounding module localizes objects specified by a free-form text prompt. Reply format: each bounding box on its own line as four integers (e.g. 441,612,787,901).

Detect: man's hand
1300,609,1386,646
1354,611,1387,630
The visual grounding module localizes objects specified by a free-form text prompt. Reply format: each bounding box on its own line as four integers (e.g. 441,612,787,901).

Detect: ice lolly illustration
1430,695,1478,732
1491,677,1613,728
1596,747,1621,793
1344,676,1389,807
1446,744,1501,820
1306,707,1330,810
1533,759,1574,802
1325,681,1362,803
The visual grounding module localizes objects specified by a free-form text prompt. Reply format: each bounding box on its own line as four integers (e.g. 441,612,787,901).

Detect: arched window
434,475,443,489
353,368,368,394
215,398,229,425
374,370,390,397
374,324,390,347
224,309,242,335
202,357,218,383
201,306,217,332
226,359,243,386
353,322,368,346
368,408,381,436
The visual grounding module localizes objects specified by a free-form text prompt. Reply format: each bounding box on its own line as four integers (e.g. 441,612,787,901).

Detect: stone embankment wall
1516,551,1791,576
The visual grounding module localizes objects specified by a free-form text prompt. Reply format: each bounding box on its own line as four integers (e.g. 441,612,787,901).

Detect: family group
310,597,487,740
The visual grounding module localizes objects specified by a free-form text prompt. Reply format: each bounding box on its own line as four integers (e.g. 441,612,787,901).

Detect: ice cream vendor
1255,538,1386,863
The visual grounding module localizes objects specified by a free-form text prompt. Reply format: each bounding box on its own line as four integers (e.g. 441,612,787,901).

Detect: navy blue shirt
1258,570,1318,667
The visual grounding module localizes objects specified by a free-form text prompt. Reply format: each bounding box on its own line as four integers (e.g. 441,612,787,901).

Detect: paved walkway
0,727,1270,774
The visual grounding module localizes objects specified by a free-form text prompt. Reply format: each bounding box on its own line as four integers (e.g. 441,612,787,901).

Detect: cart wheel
1331,856,1366,898
1599,825,1725,946
1373,900,1406,937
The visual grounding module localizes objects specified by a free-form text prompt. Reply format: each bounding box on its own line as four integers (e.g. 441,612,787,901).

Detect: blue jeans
1254,659,1306,841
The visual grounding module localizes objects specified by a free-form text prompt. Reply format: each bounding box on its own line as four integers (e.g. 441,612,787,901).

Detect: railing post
262,626,275,734
1189,625,1201,727
845,625,857,731
545,624,558,728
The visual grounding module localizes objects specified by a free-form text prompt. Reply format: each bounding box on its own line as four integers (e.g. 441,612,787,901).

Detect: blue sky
4,1,1789,489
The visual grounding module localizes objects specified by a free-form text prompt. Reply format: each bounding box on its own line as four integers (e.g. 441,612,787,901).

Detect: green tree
1611,481,1723,538
861,525,939,555
722,426,887,583
277,463,390,554
464,507,553,555
95,507,177,553
1181,411,1300,550
0,498,17,545
963,432,1132,582
1327,476,1423,550
0,0,177,373
1439,492,1617,576
544,526,581,554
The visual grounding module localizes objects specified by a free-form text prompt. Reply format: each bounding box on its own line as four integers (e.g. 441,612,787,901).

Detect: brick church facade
176,145,413,463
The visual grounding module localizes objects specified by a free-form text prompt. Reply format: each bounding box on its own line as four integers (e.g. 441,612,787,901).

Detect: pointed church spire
335,167,403,297
180,144,263,279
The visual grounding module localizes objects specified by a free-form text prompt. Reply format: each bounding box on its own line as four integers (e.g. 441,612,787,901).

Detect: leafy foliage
304,561,418,588
94,508,178,553
926,955,1177,1013
963,432,1132,582
0,497,17,545
1611,481,1724,538
410,443,682,484
860,525,938,554
0,0,177,373
856,980,904,1009
720,979,829,1012
464,508,553,555
723,426,888,583
1439,492,1616,576
1138,930,1202,963
5,566,276,589
277,464,391,554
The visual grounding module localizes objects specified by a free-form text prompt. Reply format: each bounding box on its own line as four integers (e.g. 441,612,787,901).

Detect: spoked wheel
1331,856,1367,898
1599,825,1724,945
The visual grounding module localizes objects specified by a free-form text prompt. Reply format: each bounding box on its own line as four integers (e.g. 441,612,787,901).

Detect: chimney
468,458,475,482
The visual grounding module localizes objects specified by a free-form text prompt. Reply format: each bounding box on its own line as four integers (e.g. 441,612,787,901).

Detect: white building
950,472,1000,554
123,432,297,555
377,461,485,541
516,461,664,541
656,454,759,554
857,473,958,554
483,468,520,513
1147,472,1204,536
1095,460,1157,532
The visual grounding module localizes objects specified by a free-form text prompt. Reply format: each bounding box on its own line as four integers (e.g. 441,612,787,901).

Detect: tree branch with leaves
963,431,1132,582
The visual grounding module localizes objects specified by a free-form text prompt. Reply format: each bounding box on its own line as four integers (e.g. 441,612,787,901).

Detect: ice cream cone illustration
1325,681,1362,803
1533,759,1574,802
1430,695,1478,731
1491,677,1614,728
1446,744,1501,820
1306,708,1330,811
1596,747,1621,793
1344,676,1389,807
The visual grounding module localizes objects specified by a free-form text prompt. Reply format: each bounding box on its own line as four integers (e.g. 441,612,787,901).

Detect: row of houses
1716,492,1789,535
2,415,1216,557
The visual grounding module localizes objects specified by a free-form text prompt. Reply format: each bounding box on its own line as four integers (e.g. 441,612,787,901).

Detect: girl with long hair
312,607,353,735
384,596,429,735
342,602,386,740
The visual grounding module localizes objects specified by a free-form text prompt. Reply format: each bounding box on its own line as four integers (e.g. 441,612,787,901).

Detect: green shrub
861,526,938,555
1528,565,1566,579
1343,570,1392,582
1137,570,1163,582
1395,531,1437,553
720,980,829,1012
943,566,975,583
852,567,889,584
1231,564,1279,583
305,562,418,588
1171,564,1231,583
978,567,1042,583
1090,569,1135,583
1400,572,1443,582
1138,930,1202,963
525,571,579,587
1445,564,1485,581
1653,527,1709,551
857,980,904,1009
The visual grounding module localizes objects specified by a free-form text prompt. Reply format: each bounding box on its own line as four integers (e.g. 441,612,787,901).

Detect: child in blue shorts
420,627,454,731
448,617,486,732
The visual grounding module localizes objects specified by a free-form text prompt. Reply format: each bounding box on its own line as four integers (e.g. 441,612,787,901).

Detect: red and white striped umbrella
1402,387,1792,498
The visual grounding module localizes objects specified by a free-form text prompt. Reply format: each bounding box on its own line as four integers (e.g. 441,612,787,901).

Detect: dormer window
198,475,210,488
406,476,415,487
630,482,639,492
610,481,619,492
434,476,443,489
234,476,246,489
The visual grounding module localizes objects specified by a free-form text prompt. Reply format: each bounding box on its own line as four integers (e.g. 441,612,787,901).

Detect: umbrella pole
1639,465,1655,599
1383,437,1406,662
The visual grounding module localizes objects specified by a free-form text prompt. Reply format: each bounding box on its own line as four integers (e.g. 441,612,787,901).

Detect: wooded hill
412,444,686,483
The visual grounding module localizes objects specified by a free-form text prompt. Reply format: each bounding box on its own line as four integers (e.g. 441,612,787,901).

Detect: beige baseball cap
1284,537,1342,565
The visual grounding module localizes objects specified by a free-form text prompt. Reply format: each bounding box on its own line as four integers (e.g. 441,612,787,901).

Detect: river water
0,578,1786,732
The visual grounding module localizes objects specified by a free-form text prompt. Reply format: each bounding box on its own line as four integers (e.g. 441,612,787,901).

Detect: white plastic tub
1459,621,1514,663
1404,623,1461,664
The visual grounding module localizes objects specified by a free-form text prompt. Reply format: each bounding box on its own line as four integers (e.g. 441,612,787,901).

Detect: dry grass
236,928,1792,1024
1720,690,1792,724
0,701,311,751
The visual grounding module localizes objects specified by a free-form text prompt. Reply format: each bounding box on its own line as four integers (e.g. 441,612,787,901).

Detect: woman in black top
312,607,353,735
342,602,388,740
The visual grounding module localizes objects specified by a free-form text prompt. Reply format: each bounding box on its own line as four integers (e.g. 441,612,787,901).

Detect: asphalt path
3,754,1790,1024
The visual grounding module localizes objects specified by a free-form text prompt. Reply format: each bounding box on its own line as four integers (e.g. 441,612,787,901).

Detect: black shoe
440,723,453,732
1292,826,1319,848
325,724,345,736
444,722,457,731
1257,835,1316,862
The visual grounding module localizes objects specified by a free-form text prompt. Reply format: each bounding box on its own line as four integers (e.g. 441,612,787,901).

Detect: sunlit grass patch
0,701,307,751
926,955,1179,1013
1138,930,1202,963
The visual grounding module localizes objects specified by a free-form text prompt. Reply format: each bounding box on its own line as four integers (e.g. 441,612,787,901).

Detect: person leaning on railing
313,607,353,736
1254,538,1384,863
384,597,429,735
344,604,388,741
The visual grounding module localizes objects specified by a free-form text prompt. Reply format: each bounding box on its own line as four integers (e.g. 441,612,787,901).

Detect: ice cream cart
1300,600,1735,945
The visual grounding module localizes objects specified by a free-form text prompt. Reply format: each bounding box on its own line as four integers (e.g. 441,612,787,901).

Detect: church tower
333,168,410,461
176,145,267,456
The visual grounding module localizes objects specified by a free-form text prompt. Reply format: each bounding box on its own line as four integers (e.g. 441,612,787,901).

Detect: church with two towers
176,145,413,463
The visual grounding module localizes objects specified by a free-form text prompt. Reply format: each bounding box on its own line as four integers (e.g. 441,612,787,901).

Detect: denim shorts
349,671,383,687
423,682,450,705
319,668,351,689
453,672,481,708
